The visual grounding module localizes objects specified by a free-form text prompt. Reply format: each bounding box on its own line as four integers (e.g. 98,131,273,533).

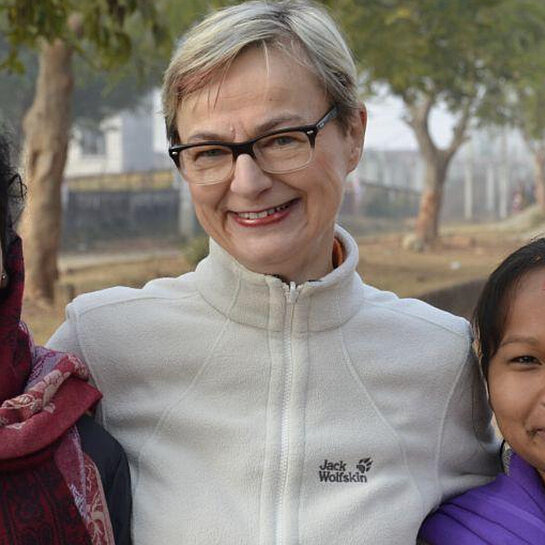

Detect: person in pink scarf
0,135,132,545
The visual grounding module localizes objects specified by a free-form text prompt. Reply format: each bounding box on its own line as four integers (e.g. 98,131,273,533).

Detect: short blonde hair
162,0,359,142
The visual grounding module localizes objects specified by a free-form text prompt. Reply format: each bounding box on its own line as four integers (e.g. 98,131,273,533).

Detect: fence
61,173,423,249
62,188,180,249
340,180,421,218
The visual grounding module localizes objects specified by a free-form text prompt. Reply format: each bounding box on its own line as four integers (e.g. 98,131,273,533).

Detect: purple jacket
419,451,545,544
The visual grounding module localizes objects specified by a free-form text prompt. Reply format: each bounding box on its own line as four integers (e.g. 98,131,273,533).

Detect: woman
419,238,545,544
48,1,499,544
0,135,132,545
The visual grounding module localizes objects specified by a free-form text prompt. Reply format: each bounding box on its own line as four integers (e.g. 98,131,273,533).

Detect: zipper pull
287,281,299,304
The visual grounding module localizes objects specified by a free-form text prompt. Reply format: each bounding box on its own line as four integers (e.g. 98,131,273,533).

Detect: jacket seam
73,290,199,319
71,307,106,425
362,298,469,340
434,338,473,505
338,305,427,522
132,272,243,493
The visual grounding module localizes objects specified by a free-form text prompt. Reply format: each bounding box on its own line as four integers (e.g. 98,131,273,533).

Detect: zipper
275,281,299,545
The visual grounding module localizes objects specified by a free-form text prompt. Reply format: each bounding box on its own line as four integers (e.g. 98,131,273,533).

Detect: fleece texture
47,225,499,545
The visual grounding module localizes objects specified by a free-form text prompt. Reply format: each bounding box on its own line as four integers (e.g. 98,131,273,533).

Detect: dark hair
473,237,545,378
0,133,25,263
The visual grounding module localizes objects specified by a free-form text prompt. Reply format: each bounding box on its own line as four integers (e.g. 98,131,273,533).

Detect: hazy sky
364,95,455,151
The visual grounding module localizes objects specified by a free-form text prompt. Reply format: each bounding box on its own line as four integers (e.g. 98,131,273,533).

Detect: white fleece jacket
48,226,499,545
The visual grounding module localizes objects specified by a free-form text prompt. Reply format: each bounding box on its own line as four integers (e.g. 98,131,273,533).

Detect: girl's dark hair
0,133,25,262
473,238,545,378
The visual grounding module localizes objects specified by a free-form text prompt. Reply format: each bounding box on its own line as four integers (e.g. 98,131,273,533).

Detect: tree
0,1,169,304
0,0,235,304
480,2,545,211
0,39,37,151
521,85,545,211
325,0,540,248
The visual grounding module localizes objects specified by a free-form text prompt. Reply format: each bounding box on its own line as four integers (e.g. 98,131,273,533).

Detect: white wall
65,92,162,178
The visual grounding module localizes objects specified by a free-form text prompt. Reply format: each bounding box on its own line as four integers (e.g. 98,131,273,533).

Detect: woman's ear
346,105,367,173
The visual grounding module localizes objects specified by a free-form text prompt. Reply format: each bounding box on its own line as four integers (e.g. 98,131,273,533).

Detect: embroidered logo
318,457,373,484
356,458,373,475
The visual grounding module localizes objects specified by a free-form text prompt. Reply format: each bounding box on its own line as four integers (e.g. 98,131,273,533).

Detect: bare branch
405,93,438,161
445,99,473,161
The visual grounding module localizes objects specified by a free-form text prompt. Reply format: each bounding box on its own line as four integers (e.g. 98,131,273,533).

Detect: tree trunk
414,158,447,245
20,38,74,304
405,95,471,250
533,148,545,212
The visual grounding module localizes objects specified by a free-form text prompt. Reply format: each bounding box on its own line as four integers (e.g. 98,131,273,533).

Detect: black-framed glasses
168,105,338,185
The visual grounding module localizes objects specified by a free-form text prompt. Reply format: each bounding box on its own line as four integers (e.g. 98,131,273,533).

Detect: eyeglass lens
180,129,313,185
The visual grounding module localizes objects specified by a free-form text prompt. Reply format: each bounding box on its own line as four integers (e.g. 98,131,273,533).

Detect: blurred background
1,0,545,342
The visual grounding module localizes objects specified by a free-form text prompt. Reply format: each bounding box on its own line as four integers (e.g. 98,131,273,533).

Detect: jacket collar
194,225,364,332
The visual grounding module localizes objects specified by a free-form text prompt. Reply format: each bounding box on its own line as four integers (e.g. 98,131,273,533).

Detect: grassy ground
23,208,543,345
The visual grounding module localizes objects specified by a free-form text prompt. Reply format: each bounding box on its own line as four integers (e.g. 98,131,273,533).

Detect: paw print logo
356,458,373,474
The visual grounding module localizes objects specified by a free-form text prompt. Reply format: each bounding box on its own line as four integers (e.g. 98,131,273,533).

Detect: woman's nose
229,154,273,196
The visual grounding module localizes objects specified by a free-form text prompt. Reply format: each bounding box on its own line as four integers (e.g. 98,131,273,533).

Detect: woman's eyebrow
186,130,226,142
253,113,307,134
500,335,539,347
186,114,307,143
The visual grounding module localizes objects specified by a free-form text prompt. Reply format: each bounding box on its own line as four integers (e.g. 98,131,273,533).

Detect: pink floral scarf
0,237,114,545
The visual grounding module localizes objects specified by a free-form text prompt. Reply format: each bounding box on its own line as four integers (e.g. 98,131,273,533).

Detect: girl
420,238,545,544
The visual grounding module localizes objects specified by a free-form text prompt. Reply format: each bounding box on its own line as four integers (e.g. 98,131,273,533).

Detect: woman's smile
230,198,300,226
